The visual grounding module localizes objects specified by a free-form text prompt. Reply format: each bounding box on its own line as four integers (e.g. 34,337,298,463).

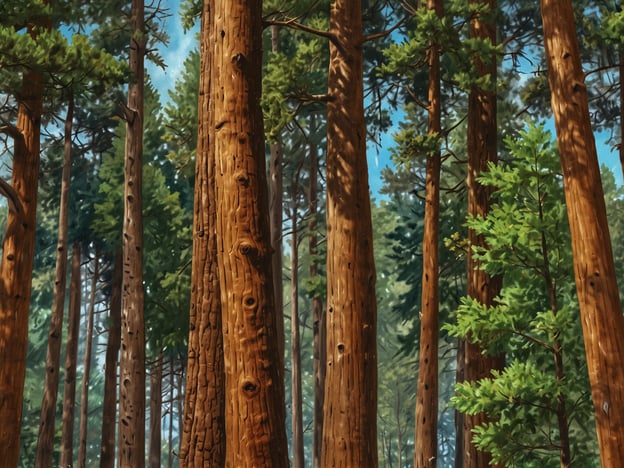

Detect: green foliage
445,123,599,465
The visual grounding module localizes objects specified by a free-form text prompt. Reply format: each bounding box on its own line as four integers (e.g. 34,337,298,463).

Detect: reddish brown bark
414,1,442,466
461,1,504,466
322,0,378,465
60,242,82,467
99,249,122,468
540,0,624,464
0,25,46,464
35,95,74,467
78,251,98,468
212,0,289,464
179,0,225,465
118,0,147,465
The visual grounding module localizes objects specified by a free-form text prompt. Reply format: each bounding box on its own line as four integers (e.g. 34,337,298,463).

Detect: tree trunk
118,0,146,465
0,23,47,464
463,1,503,466
414,1,442,466
212,0,289,465
540,1,624,464
308,115,325,468
269,24,286,376
290,176,304,468
78,251,98,468
179,0,226,465
168,361,174,468
149,353,163,468
60,242,82,468
35,95,74,467
99,248,122,468
322,0,378,465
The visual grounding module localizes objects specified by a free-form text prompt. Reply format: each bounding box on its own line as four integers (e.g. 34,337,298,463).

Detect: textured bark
0,26,46,464
269,25,286,376
212,0,289,465
99,249,122,468
179,1,226,465
322,0,378,465
290,178,304,468
118,0,146,465
78,251,98,468
540,1,624,464
148,354,163,468
463,1,503,466
309,119,325,468
35,96,74,468
414,1,442,465
60,242,82,467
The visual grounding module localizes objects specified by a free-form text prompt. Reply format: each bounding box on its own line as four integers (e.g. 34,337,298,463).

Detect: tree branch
363,17,407,43
263,18,347,56
0,124,23,142
0,178,24,217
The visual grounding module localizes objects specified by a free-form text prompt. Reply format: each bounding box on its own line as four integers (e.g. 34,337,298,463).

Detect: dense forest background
1,0,623,466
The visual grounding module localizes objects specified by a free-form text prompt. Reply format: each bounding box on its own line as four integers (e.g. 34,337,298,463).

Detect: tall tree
179,0,226,464
462,1,502,465
148,353,163,468
78,251,98,468
322,0,378,465
60,242,82,468
540,0,624,464
118,0,147,465
0,18,48,466
212,0,289,464
414,0,443,466
35,95,74,467
100,249,122,468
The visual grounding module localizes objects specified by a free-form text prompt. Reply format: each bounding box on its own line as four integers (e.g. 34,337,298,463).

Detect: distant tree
540,0,624,464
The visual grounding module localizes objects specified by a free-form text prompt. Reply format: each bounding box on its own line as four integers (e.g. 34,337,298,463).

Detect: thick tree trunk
179,0,225,464
308,117,325,468
540,1,624,464
118,0,146,465
269,25,286,376
290,182,304,468
463,1,503,466
149,354,163,468
99,249,122,468
35,95,74,467
78,251,98,468
414,1,442,466
60,242,82,467
0,34,46,465
212,0,289,465
322,0,378,465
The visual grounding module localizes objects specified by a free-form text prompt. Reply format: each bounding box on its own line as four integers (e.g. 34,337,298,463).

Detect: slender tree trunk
463,1,503,466
290,177,304,468
179,0,225,464
78,251,98,468
212,0,289,464
540,1,624,464
168,361,174,468
0,22,47,464
309,116,326,468
149,353,163,468
35,95,74,468
118,0,146,465
322,0,378,465
414,1,442,466
620,51,624,182
269,24,286,376
99,249,122,468
60,242,82,468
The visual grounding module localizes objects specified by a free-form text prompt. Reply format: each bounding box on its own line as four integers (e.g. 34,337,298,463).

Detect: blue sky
151,1,622,195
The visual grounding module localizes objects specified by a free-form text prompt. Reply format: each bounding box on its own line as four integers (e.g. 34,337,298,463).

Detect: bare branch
0,124,23,141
